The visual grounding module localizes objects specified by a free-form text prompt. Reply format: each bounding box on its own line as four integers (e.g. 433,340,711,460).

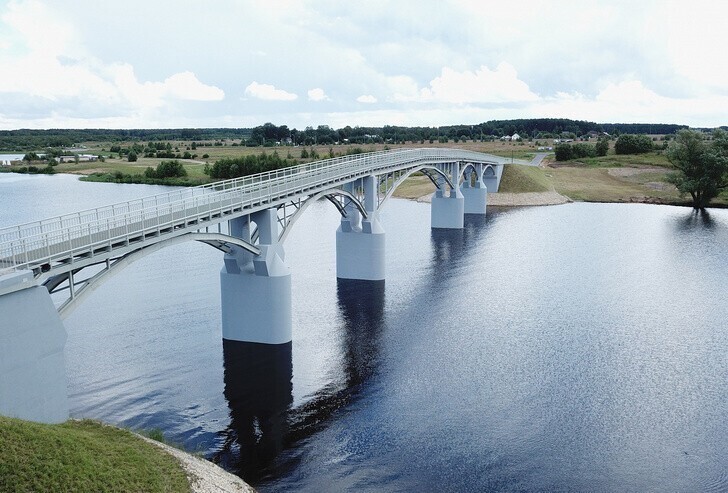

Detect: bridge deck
1,148,508,279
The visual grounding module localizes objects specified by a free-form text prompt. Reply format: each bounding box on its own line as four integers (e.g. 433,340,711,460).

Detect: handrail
0,148,505,274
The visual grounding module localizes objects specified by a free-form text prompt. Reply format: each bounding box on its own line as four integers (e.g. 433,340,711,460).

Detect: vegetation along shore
2,119,726,208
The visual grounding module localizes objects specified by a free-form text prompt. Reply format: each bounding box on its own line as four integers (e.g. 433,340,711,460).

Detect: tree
667,129,728,209
127,151,137,162
595,137,609,156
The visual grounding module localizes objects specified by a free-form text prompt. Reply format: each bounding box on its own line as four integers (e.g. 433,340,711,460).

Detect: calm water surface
2,173,727,492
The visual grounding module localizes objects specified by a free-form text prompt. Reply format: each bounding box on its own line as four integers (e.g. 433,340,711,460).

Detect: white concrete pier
336,176,386,281
220,210,292,344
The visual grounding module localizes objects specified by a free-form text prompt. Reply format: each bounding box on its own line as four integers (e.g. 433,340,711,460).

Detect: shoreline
138,435,255,493
416,190,572,207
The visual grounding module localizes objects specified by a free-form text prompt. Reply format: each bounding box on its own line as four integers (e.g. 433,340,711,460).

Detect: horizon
0,118,719,133
1,0,727,130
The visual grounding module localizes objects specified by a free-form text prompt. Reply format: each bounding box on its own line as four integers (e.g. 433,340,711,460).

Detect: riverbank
0,416,253,493
417,189,571,206
141,436,255,493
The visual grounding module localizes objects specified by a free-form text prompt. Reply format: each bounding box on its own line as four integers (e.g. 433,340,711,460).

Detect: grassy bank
499,164,552,193
0,416,190,493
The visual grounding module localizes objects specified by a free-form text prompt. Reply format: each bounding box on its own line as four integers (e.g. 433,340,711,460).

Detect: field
4,137,727,207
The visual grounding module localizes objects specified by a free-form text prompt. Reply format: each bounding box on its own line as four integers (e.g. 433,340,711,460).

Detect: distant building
58,154,98,163
511,133,521,141
1,159,11,167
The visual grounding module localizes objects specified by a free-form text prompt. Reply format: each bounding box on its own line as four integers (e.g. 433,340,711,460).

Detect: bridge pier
0,271,69,423
336,176,385,281
461,165,488,214
221,210,292,344
431,163,464,229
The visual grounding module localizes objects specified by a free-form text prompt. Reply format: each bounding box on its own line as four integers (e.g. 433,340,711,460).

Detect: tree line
1,119,701,151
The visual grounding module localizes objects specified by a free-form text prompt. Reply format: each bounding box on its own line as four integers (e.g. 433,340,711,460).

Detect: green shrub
614,134,654,154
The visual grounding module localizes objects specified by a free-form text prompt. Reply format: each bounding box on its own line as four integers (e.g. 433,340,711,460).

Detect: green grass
0,416,191,493
566,151,671,168
498,164,553,193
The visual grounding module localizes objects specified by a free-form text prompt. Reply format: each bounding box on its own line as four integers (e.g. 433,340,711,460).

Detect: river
1,173,726,492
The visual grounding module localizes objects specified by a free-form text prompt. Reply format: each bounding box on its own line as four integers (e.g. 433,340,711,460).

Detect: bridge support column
220,210,292,344
0,271,69,423
461,165,488,214
336,176,385,281
431,163,464,229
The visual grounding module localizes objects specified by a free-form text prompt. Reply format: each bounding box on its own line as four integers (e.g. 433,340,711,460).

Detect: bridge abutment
221,210,292,344
336,176,386,281
0,271,69,423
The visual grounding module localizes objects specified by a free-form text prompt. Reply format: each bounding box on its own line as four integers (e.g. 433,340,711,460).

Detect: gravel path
140,437,255,493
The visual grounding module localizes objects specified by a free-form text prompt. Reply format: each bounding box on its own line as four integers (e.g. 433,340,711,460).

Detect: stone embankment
140,437,255,493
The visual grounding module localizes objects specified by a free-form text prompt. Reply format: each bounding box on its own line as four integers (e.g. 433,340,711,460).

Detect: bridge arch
457,162,498,185
48,232,258,318
377,165,456,210
278,188,367,244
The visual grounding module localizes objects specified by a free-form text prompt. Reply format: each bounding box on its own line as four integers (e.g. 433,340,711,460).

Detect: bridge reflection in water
214,278,385,484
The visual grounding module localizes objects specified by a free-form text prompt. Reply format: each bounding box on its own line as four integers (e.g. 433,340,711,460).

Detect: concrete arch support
461,164,488,215
336,176,386,281
0,272,69,423
220,210,292,344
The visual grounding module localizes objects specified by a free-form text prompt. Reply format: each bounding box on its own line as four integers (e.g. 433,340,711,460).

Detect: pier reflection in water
215,278,385,485
214,340,293,482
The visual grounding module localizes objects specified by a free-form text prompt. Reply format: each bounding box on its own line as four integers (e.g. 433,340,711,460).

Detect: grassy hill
0,416,190,493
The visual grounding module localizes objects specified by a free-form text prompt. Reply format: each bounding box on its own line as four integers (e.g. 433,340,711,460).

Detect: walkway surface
528,152,550,166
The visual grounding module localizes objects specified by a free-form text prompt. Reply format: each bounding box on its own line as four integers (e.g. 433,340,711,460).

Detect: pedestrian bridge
0,147,511,423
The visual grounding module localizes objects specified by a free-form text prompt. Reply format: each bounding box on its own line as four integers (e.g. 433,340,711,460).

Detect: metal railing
0,148,505,275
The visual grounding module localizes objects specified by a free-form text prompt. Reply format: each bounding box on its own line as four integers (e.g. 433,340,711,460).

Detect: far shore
416,190,571,207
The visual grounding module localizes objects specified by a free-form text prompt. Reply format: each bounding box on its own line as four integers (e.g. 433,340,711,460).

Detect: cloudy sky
1,0,726,129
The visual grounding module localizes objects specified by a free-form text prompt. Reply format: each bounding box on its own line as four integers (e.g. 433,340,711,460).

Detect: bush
614,134,653,154
155,160,187,178
208,152,293,179
555,143,596,161
595,138,609,156
127,152,138,162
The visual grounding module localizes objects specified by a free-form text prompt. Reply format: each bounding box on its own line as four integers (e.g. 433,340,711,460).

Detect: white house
1,159,11,167
511,133,521,141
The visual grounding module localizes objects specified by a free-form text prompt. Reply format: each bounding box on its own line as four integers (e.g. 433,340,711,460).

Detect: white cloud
357,95,377,103
413,63,539,104
108,65,223,109
1,0,727,129
0,0,223,123
162,72,224,101
245,81,297,101
307,88,329,101
534,80,728,127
